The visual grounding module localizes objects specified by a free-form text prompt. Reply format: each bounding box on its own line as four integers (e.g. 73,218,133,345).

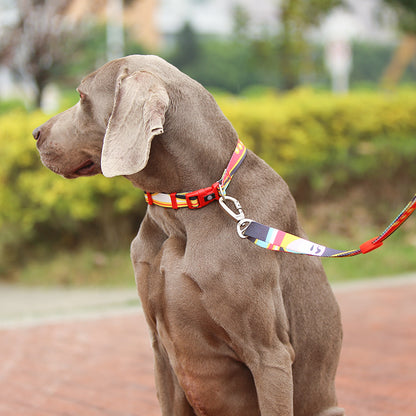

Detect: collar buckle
185,182,220,209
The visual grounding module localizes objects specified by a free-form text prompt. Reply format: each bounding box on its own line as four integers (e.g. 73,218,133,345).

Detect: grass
5,225,416,287
10,248,136,287
318,228,416,283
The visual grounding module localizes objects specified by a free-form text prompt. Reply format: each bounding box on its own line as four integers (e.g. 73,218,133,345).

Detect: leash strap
144,140,247,209
144,138,416,258
241,194,416,257
219,140,247,194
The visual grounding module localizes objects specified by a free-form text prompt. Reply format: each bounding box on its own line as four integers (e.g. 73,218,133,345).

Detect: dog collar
144,139,247,209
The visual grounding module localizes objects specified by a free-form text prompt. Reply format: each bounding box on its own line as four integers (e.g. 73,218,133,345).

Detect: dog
33,55,345,416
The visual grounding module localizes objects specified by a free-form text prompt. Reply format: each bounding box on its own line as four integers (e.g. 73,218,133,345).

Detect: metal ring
237,219,253,239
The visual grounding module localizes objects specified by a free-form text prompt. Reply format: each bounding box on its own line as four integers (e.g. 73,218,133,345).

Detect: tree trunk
381,34,416,89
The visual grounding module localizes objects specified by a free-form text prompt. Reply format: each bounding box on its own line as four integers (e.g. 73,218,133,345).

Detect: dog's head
33,55,176,179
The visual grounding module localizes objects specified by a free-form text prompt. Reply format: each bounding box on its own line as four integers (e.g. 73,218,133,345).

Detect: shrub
0,110,144,272
1,88,416,275
218,88,416,202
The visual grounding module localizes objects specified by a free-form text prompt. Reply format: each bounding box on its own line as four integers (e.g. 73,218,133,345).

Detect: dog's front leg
249,344,295,416
131,217,196,415
152,334,197,416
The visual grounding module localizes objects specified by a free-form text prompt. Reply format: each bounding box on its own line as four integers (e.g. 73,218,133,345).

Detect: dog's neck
125,131,238,194
124,81,240,193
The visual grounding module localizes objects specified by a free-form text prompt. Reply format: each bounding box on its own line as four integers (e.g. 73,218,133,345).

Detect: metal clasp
218,195,253,239
219,195,245,221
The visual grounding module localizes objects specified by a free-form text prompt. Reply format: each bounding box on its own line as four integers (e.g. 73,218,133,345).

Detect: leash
144,140,416,258
231,195,416,257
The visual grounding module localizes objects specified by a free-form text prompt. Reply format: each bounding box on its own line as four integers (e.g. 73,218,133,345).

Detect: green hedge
1,89,416,273
0,110,144,271
217,88,416,200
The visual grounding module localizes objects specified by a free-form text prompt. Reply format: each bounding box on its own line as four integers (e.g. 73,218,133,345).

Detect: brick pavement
335,278,416,416
0,278,415,416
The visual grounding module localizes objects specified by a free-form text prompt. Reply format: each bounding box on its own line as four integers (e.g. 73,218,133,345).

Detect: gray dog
33,55,345,416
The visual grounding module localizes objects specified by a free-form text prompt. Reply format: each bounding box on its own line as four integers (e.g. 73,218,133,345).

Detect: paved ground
0,285,139,328
0,275,415,416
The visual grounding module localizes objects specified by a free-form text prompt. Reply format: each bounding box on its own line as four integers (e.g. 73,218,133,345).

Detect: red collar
144,140,247,209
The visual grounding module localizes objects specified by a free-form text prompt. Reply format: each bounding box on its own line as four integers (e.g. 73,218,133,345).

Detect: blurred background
1,0,416,288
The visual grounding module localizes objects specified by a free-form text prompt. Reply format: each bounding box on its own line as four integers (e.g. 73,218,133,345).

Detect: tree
0,0,83,107
278,0,345,90
381,0,416,87
170,21,201,70
383,0,416,34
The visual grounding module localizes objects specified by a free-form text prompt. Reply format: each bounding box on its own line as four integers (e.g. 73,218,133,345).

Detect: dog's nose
32,127,41,141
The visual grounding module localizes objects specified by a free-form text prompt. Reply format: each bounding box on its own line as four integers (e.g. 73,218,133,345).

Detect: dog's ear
101,70,169,177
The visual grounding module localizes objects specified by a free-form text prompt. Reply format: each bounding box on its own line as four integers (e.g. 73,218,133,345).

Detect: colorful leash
239,193,416,257
145,139,416,258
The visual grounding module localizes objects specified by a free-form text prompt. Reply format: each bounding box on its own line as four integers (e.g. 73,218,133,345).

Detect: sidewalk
0,284,140,328
0,275,415,416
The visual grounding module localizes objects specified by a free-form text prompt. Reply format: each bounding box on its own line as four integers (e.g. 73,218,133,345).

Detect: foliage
0,99,27,115
164,26,282,94
0,6,148,108
62,23,148,86
0,0,85,107
382,0,416,34
278,0,345,89
10,229,416,286
177,37,278,94
169,22,201,69
1,88,416,278
217,88,416,204
0,110,144,273
350,42,396,86
165,32,416,94
14,248,135,287
320,226,416,282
